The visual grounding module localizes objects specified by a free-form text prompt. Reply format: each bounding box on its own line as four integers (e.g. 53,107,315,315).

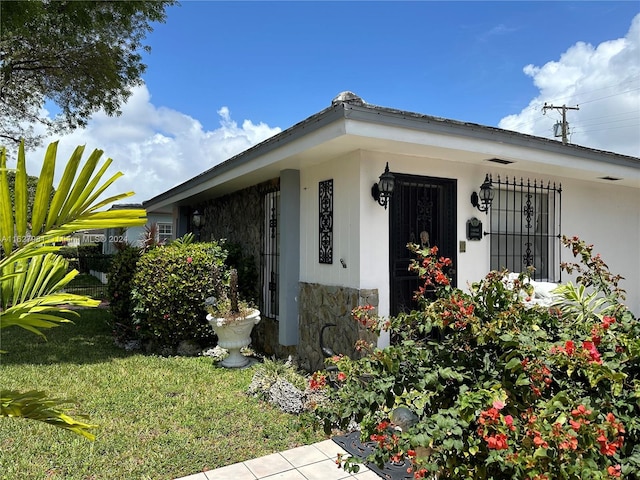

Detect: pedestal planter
206,309,261,368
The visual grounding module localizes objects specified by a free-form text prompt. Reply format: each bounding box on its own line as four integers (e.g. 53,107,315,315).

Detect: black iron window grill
488,176,562,282
319,179,333,264
261,189,280,319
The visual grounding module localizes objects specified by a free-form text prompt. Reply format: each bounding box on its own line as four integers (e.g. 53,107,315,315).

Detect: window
158,223,173,244
261,190,280,319
489,176,562,281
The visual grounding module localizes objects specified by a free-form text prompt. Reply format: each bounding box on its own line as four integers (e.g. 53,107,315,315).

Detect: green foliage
248,358,309,401
314,239,639,479
224,242,259,304
1,390,97,441
0,140,146,439
171,232,195,247
131,241,228,348
5,170,54,221
0,0,177,148
107,244,141,343
72,243,113,273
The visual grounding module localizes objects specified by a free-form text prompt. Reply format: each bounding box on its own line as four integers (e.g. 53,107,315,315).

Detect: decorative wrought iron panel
261,189,280,319
389,174,457,316
319,179,333,264
488,175,562,282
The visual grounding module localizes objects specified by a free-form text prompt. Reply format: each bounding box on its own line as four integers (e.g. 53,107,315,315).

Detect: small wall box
467,217,483,241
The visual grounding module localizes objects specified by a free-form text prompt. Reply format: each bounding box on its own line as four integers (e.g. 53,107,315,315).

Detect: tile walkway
174,439,380,480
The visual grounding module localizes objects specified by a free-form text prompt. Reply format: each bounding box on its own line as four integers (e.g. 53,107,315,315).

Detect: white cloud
499,13,640,157
21,84,281,204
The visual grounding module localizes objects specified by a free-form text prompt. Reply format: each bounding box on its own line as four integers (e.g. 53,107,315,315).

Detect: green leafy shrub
314,237,639,479
76,243,101,273
107,245,142,344
224,242,259,304
131,241,228,349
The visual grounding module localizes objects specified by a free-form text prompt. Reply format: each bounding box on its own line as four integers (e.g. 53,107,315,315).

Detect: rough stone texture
298,283,379,372
197,179,282,357
268,379,304,414
199,180,278,272
253,316,298,359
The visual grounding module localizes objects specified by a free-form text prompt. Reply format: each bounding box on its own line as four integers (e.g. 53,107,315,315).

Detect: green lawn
0,309,326,480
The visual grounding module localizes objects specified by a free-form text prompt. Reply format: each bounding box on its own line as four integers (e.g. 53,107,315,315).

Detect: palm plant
0,141,146,439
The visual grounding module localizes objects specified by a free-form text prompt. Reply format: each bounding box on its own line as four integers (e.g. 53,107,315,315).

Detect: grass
0,309,327,480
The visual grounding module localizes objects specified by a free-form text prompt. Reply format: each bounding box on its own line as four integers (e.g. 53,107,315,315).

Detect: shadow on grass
0,308,137,365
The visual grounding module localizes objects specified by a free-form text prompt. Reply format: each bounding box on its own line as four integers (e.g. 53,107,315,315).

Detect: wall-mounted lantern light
192,210,204,240
371,162,395,210
192,210,203,228
470,174,494,214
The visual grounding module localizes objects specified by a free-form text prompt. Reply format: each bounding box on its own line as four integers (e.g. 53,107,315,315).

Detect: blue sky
143,1,638,130
30,1,640,202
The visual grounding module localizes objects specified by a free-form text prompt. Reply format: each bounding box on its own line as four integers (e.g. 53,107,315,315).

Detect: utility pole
542,103,579,145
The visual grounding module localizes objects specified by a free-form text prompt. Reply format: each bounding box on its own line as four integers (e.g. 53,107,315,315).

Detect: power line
576,87,640,106
571,123,640,135
542,103,580,144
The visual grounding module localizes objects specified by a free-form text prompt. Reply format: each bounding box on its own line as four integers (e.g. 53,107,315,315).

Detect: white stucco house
143,92,639,370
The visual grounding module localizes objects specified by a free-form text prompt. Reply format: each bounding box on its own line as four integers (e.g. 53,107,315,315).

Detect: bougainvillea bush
131,241,228,349
314,237,639,479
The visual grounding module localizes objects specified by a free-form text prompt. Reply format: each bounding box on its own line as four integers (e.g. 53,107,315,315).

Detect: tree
0,140,146,439
0,0,177,148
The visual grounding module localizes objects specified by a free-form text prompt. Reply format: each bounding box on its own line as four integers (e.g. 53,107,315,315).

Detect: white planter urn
206,309,261,368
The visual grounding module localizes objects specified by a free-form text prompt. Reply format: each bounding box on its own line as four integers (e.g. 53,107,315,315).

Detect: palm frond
1,390,98,440
0,140,148,440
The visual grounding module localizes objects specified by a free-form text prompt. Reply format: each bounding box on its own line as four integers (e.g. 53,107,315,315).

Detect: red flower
559,436,578,451
571,405,591,417
607,465,621,478
309,372,327,390
484,433,509,450
336,372,347,382
376,420,391,432
582,341,602,364
602,316,616,330
564,340,575,355
186,256,193,264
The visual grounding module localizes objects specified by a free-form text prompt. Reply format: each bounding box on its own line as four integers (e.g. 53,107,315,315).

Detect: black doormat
332,431,413,480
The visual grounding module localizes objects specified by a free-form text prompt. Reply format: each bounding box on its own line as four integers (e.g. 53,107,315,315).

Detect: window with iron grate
261,190,280,319
488,176,562,282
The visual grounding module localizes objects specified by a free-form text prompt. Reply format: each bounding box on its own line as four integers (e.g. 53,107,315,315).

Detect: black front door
389,174,457,316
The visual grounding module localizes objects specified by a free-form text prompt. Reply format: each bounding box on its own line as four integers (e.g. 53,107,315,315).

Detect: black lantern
371,162,395,209
192,210,204,240
471,174,494,214
192,210,203,228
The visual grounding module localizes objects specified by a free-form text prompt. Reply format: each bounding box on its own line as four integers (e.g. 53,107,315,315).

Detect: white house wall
360,151,640,316
560,178,639,314
299,148,639,328
300,151,362,288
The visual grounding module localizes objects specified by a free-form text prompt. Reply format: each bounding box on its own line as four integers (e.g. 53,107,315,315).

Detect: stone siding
199,179,278,264
298,283,378,372
198,179,285,356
